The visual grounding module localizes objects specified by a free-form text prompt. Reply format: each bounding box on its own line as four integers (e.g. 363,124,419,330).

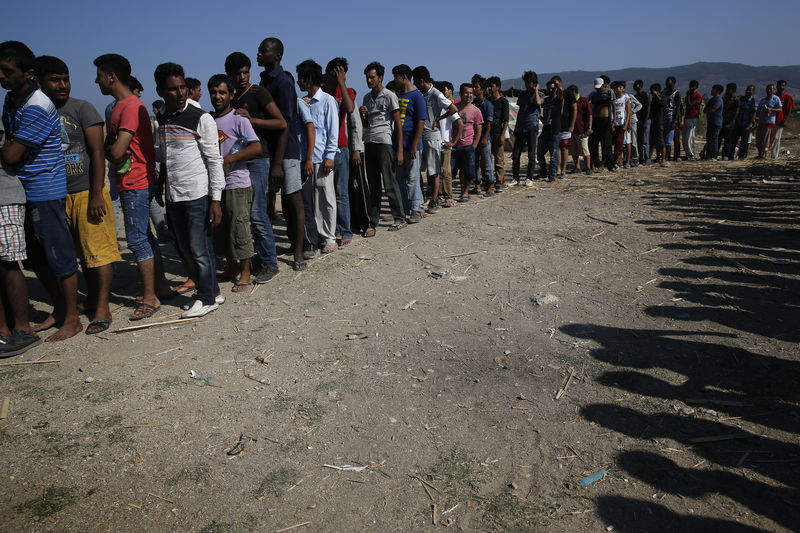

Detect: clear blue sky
2,0,799,114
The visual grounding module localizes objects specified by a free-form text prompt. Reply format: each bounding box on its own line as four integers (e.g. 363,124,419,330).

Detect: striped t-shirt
2,87,67,202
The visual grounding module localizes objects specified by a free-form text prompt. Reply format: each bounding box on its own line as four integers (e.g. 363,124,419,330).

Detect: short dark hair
0,41,35,72
712,84,724,93
777,79,787,85
127,76,143,93
364,61,384,78
296,59,322,87
689,80,699,88
459,83,473,94
522,71,538,84
260,37,283,59
391,64,412,80
412,66,432,83
34,55,68,78
93,53,132,84
207,74,234,93
633,79,643,90
726,82,737,92
550,75,562,84
186,77,201,90
325,57,348,73
618,80,626,88
665,76,676,85
385,80,399,93
154,62,185,90
610,81,618,90
152,99,164,109
600,75,610,84
566,84,579,95
434,80,453,94
487,76,501,88
650,83,662,93
224,52,250,75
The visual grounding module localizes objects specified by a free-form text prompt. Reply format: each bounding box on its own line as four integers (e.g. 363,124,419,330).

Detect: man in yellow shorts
36,55,121,334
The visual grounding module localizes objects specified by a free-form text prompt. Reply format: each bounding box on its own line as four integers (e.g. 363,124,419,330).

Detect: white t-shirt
439,111,459,146
613,94,629,127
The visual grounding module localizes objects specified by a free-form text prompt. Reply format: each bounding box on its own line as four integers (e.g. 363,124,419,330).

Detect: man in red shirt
323,58,356,246
567,85,592,173
771,80,794,159
681,80,702,160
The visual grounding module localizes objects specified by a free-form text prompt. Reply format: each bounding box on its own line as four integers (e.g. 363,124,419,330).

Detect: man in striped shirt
1,40,82,342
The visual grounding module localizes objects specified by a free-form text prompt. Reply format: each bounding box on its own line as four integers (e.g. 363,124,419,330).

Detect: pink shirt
455,105,483,148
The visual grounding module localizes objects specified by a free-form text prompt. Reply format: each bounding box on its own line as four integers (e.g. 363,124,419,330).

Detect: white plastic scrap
322,464,368,472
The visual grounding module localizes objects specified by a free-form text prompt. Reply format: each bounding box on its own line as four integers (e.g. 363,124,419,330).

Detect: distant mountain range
501,62,800,98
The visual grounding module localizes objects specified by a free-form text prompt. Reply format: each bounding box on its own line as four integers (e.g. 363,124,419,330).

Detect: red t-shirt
108,94,156,190
324,85,356,148
573,96,593,135
684,90,702,119
776,92,795,127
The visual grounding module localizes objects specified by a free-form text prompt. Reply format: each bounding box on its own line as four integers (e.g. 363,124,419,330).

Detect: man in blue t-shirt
704,85,724,160
755,84,783,159
0,41,82,343
392,64,427,224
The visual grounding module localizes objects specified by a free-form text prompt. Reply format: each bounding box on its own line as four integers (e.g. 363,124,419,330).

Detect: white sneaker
181,299,219,318
507,180,518,187
524,179,534,186
215,295,226,305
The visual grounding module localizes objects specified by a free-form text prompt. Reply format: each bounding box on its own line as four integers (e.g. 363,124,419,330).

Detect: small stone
509,482,518,490
84,377,95,383
533,293,560,306
680,407,695,416
389,417,397,424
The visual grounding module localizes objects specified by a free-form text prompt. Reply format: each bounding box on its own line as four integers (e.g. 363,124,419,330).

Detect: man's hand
88,190,107,220
222,156,232,176
359,106,367,120
407,148,416,160
334,65,347,87
323,158,334,174
303,160,314,177
396,149,404,166
209,200,222,228
234,108,251,120
479,138,487,148
443,141,454,148
351,150,361,165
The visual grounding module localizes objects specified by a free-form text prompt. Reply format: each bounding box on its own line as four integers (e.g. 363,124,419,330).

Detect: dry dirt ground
1,138,798,532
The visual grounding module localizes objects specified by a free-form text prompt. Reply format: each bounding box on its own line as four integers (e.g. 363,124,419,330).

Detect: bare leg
45,272,83,342
137,258,161,311
0,262,34,334
288,191,305,266
90,264,113,322
32,266,62,332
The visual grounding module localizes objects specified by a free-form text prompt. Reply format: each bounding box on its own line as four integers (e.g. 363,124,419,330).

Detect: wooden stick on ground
587,214,618,225
555,370,574,400
114,318,199,333
275,521,311,533
0,359,61,367
0,397,9,419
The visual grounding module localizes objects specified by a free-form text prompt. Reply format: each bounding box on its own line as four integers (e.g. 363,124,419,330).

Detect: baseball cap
593,77,603,89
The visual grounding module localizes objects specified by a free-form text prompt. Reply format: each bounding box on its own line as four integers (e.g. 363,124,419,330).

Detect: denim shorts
24,198,79,279
663,123,675,147
282,159,302,195
119,187,159,263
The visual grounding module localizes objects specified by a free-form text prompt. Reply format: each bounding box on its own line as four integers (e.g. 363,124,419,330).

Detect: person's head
0,41,35,94
207,74,234,113
550,75,562,88
650,83,662,97
486,76,501,98
471,75,486,98
34,55,70,105
324,57,348,87
412,65,432,92
257,38,283,70
128,76,143,97
385,80,399,94
391,64,413,88
566,84,579,99
745,84,755,97
364,61,384,89
689,80,699,91
296,59,322,92
633,79,643,91
665,76,676,89
93,53,132,96
224,52,251,93
546,79,556,96
152,99,164,115
711,84,723,97
725,83,737,97
611,82,623,97
777,80,787,94
186,77,201,101
601,75,610,87
522,70,538,92
437,80,454,100
154,62,187,113
765,83,775,97
459,83,473,104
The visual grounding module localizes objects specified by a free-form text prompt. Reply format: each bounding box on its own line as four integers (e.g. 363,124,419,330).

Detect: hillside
502,61,800,97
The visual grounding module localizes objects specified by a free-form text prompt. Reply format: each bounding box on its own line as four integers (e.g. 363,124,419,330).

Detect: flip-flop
363,228,376,238
457,196,470,203
291,260,307,271
85,318,112,335
388,222,408,231
130,302,159,321
232,280,252,293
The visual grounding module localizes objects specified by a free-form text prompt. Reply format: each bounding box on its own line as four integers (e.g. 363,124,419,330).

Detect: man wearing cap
588,76,613,172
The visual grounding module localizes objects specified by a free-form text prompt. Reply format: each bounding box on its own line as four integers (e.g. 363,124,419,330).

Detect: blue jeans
475,139,495,186
333,146,352,239
118,187,159,263
706,123,721,159
396,149,423,214
537,128,559,179
247,158,278,268
637,119,651,164
166,196,218,306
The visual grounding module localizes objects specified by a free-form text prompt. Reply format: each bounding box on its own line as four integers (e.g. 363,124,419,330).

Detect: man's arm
434,101,458,130
450,118,464,147
1,139,29,165
223,141,261,176
235,101,286,130
303,122,315,177
106,130,134,163
348,109,364,165
472,123,482,150
391,109,404,165
569,101,578,133
334,68,355,114
408,119,424,159
197,114,225,226
84,123,107,218
624,99,632,130
322,98,339,174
